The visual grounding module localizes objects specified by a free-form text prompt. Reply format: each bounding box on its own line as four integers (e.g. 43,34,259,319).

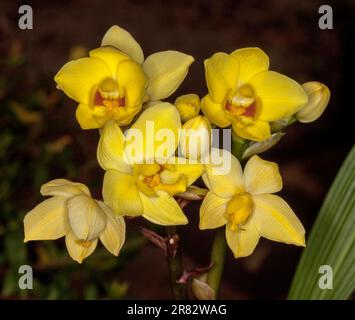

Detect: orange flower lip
225,101,257,118
242,102,257,117
94,91,126,108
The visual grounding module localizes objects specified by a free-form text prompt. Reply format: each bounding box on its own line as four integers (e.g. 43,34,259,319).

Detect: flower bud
296,81,330,123
191,277,215,300
270,117,292,132
175,94,200,122
176,186,208,200
242,132,285,159
180,115,211,160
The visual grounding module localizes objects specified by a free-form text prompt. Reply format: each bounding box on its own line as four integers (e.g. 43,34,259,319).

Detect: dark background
0,0,354,299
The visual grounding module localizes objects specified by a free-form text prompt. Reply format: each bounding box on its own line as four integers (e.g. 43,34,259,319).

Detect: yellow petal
225,221,260,258
117,60,147,107
253,194,306,246
67,195,106,241
97,120,131,173
231,47,269,85
199,192,228,229
55,57,111,104
103,170,142,216
143,51,194,101
112,105,141,126
140,192,188,226
160,158,204,186
203,148,244,198
98,201,126,256
204,52,239,103
40,179,91,198
76,103,109,130
24,197,67,242
249,71,308,122
201,95,231,128
133,163,161,177
65,232,98,264
101,25,144,64
126,102,181,162
232,117,271,142
244,155,283,195
90,46,130,77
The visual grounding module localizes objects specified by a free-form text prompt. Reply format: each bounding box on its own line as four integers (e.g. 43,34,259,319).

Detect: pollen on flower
144,173,161,189
94,78,125,109
225,84,257,118
135,163,187,197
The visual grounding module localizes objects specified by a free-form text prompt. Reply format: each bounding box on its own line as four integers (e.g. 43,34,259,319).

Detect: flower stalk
206,134,247,299
207,227,227,298
165,226,187,300
231,132,248,162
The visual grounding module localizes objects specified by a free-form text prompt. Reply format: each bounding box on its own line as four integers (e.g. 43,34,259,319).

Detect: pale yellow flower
200,150,305,258
55,25,194,129
97,102,204,225
24,179,125,263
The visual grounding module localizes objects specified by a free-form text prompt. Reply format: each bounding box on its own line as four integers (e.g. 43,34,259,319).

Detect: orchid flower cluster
24,26,330,283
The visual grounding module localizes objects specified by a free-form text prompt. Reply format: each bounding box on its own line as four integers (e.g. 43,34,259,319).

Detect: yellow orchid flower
55,25,194,130
201,48,308,142
200,150,305,258
24,179,125,263
97,102,204,225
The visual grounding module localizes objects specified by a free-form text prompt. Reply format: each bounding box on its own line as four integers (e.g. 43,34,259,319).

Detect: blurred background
0,0,354,299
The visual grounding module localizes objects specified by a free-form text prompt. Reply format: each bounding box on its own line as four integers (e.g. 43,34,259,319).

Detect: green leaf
288,144,355,299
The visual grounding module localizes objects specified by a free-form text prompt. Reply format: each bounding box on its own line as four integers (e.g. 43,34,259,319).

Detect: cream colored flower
200,150,305,258
24,179,125,263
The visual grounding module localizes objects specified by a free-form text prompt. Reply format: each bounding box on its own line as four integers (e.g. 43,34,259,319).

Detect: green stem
231,132,248,161
165,226,187,300
207,227,227,298
207,132,246,299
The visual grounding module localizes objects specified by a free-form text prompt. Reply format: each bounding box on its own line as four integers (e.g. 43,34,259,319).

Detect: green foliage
288,145,355,299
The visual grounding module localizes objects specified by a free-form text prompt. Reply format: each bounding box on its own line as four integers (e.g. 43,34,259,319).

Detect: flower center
143,173,161,189
94,78,125,109
135,163,187,197
227,192,254,231
225,84,257,118
78,240,92,248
